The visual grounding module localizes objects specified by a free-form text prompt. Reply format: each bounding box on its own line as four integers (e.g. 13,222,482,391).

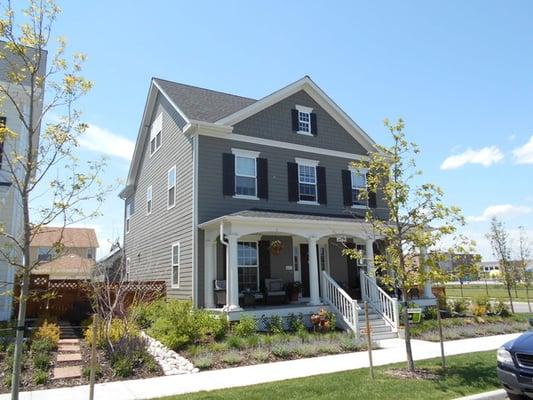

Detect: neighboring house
120,76,435,338
480,261,501,278
30,227,99,280
0,43,47,321
95,242,124,282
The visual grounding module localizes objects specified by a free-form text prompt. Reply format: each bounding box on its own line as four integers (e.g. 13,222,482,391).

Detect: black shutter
342,169,352,206
317,166,327,205
222,153,235,196
257,158,268,199
287,162,299,202
259,240,271,292
291,109,299,132
310,113,318,135
367,173,377,208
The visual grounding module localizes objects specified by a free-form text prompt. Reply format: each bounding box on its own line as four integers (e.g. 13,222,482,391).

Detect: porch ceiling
199,209,381,240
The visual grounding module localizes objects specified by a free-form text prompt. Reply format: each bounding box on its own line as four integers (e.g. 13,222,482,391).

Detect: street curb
454,389,507,400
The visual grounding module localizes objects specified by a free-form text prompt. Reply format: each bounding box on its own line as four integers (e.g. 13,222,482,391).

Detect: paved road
509,301,532,313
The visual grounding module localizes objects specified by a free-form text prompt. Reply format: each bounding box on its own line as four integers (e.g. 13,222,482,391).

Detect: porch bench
264,278,287,305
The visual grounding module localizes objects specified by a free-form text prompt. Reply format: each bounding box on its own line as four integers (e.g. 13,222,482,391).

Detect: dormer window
150,113,162,156
291,105,317,136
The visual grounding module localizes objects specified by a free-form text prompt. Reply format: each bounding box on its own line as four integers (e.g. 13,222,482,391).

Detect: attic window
150,113,163,156
292,105,317,136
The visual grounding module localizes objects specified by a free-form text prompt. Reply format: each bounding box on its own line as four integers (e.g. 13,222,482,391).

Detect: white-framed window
171,242,180,288
86,248,94,260
167,166,176,209
125,200,133,233
351,169,368,207
237,241,259,292
146,185,153,215
320,246,328,271
150,113,163,156
296,105,313,135
296,158,319,204
125,257,131,281
232,149,259,199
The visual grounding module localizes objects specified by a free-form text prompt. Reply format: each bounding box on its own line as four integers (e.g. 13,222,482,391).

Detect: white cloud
467,204,533,222
79,124,134,161
512,135,533,164
440,146,504,170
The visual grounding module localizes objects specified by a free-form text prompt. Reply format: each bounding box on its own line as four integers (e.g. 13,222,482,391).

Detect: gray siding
124,93,194,299
233,90,368,155
197,135,388,224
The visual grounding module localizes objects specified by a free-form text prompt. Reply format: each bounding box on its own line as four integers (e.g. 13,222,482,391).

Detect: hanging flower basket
269,240,284,256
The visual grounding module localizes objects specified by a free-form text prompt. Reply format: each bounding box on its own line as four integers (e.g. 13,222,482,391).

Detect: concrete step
360,324,392,334
52,365,81,380
57,344,81,353
57,353,82,362
369,331,399,340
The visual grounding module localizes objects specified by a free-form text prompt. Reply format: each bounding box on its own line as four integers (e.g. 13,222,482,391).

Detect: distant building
30,227,99,280
95,241,123,282
480,261,500,278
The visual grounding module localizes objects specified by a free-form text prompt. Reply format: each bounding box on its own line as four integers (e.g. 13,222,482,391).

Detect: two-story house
0,43,46,321
30,227,99,280
121,76,435,338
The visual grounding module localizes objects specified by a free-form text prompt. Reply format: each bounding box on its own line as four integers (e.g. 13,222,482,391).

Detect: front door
299,244,321,298
346,243,362,300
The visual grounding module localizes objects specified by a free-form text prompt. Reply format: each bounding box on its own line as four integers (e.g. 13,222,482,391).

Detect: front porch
199,210,436,334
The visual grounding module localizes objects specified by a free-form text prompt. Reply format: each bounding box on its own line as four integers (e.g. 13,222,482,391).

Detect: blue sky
46,1,533,258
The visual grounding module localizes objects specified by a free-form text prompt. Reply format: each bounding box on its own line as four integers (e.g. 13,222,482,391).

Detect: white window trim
295,105,313,136
125,202,132,234
232,148,260,200
149,113,163,157
349,166,368,209
171,242,180,288
146,185,153,215
167,165,176,210
125,257,131,280
296,158,319,205
237,240,260,293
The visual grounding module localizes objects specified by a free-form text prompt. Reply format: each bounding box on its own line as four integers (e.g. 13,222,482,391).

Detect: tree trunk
11,268,30,400
402,294,415,372
526,284,532,313
460,281,464,298
507,284,515,314
485,279,489,297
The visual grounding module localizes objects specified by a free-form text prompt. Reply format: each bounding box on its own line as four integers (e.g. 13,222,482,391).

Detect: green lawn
446,284,533,302
162,351,501,400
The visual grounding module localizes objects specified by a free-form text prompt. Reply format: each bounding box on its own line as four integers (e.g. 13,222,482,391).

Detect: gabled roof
31,227,99,248
153,78,256,123
33,253,94,279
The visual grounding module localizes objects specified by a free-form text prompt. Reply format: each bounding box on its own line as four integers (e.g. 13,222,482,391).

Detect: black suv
498,331,533,399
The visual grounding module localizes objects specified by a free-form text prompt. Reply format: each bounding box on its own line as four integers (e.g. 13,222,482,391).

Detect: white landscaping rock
141,331,198,376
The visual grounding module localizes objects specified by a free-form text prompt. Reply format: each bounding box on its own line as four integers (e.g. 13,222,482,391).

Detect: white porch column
308,236,321,305
204,239,216,308
421,246,435,299
365,238,375,279
226,234,241,311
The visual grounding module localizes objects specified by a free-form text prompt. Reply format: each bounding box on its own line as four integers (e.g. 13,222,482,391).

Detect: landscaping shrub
294,343,319,357
31,338,55,354
221,351,243,365
32,352,51,371
422,306,438,320
251,348,270,362
32,369,49,385
193,354,214,369
262,315,284,334
271,343,295,359
82,363,103,379
111,356,134,377
452,298,469,315
339,337,365,352
147,300,228,350
226,335,245,350
233,316,256,337
131,299,166,329
244,334,260,348
33,321,60,347
84,317,139,348
495,301,511,317
287,313,306,333
106,336,153,378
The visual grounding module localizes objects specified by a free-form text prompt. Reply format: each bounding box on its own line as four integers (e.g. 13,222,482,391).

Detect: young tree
517,226,532,312
345,118,463,373
448,236,481,298
487,218,515,313
0,2,107,398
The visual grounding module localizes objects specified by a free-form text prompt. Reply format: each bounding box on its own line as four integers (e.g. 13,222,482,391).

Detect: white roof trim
216,76,379,154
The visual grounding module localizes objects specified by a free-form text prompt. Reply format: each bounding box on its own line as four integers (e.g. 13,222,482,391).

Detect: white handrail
360,271,400,332
321,271,359,335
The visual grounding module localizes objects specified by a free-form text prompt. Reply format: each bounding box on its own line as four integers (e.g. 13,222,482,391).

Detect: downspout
219,221,229,311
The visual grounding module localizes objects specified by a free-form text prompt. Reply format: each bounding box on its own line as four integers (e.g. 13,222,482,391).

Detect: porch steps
357,311,397,341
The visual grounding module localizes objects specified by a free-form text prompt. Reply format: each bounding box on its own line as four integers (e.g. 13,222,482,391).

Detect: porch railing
360,271,400,332
321,271,359,335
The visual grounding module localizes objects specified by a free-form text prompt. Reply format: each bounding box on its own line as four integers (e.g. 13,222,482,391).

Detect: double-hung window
351,170,367,207
296,158,319,203
125,257,131,281
125,200,133,233
150,113,162,156
146,185,153,215
171,242,180,288
237,241,258,292
167,166,176,209
233,149,259,198
296,105,313,135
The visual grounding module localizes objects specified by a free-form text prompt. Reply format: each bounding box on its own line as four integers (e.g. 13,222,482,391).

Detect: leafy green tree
0,2,108,398
344,118,463,372
487,218,515,313
448,236,481,298
517,226,532,312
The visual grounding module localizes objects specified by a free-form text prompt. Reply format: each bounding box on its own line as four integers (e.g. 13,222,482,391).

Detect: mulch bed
385,368,442,380
0,340,163,393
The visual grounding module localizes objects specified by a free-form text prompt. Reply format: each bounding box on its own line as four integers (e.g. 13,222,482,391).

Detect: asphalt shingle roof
31,227,99,248
228,209,364,223
154,78,257,123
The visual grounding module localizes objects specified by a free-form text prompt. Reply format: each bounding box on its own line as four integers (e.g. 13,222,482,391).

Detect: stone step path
52,323,83,381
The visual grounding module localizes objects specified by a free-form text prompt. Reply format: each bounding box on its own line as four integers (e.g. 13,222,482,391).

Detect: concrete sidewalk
1,333,519,400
